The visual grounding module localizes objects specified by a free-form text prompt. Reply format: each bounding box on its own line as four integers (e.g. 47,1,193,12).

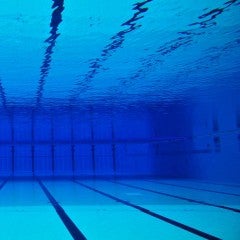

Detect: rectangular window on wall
73,112,91,141
95,144,113,176
115,144,134,176
0,115,11,143
54,114,71,142
34,145,52,176
127,143,152,175
115,143,153,176
114,112,149,140
35,113,51,142
0,145,12,176
54,144,72,176
92,113,111,140
14,113,31,142
74,144,92,176
14,145,32,176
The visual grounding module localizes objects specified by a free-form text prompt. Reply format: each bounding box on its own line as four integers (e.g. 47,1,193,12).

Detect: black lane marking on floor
194,180,240,189
145,180,240,197
108,180,240,214
0,179,8,190
38,180,87,240
73,180,220,240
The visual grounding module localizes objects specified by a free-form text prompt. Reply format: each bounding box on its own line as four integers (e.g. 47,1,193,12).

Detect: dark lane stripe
195,181,240,189
145,180,240,197
73,180,220,240
38,180,87,240
108,180,240,214
0,179,8,190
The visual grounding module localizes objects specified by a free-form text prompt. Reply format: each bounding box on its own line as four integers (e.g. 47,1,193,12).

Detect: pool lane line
73,180,221,240
37,180,87,240
107,180,240,214
144,180,240,197
0,179,8,190
192,180,240,189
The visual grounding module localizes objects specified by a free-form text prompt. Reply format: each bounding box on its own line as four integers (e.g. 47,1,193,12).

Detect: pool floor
0,178,239,240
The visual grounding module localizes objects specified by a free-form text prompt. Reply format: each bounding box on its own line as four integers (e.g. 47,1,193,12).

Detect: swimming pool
0,0,240,239
0,178,240,239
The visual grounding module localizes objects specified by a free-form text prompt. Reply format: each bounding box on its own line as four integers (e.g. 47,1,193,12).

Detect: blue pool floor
0,178,239,240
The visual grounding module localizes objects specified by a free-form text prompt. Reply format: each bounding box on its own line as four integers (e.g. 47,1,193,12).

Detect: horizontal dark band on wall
0,137,191,145
157,149,212,155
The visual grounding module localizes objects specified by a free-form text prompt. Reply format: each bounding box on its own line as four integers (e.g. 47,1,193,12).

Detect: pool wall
0,98,239,182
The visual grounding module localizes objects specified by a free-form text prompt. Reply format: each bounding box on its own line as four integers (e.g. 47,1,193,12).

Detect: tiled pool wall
0,98,239,182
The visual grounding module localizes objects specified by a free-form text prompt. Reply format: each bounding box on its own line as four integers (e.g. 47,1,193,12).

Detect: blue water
0,0,240,239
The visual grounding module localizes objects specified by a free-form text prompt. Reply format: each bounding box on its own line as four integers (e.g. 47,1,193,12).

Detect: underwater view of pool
0,0,240,239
